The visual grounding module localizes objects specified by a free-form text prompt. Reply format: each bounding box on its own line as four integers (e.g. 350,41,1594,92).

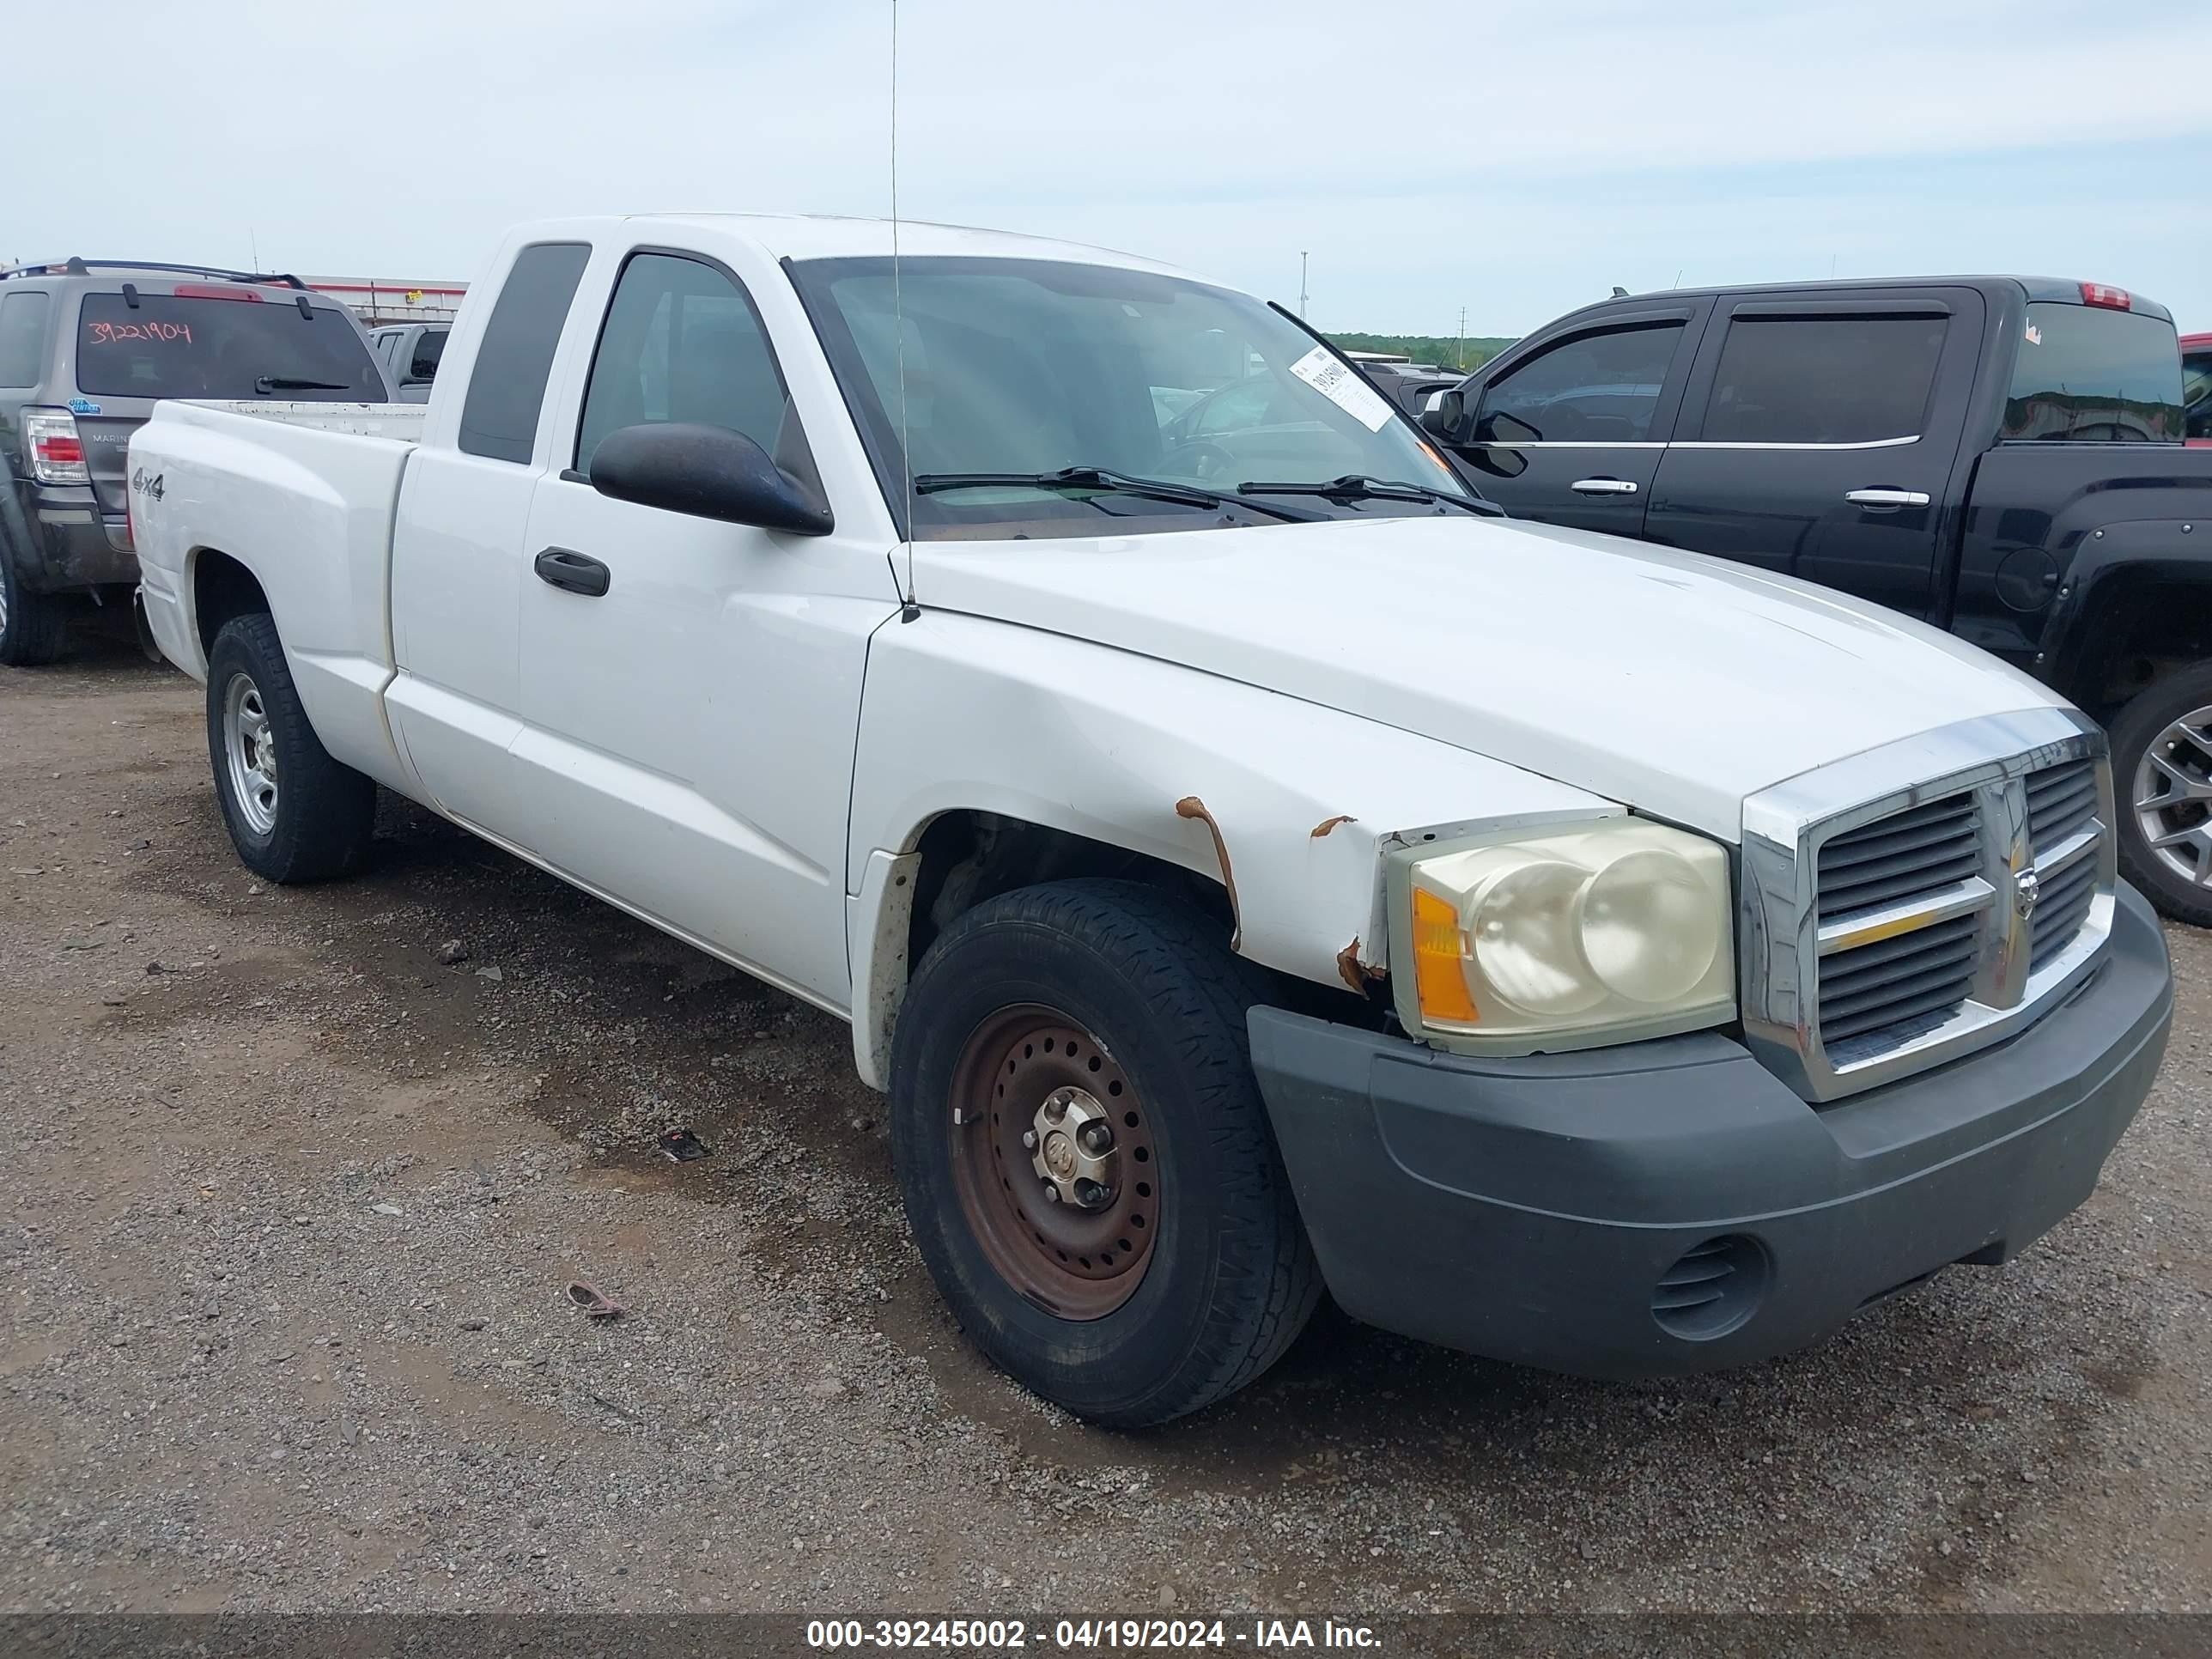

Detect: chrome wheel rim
2133,702,2212,890
222,672,280,836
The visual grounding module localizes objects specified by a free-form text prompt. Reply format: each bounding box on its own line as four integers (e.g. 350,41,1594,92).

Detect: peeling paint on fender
1310,814,1358,839
1176,795,1242,951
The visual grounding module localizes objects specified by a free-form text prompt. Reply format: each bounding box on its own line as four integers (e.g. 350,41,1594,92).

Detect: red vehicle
2185,331,2212,443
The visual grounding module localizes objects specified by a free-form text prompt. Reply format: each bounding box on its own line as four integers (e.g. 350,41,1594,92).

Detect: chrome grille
2027,759,2104,972
1741,711,2118,1103
1814,794,1983,1049
1814,794,1982,920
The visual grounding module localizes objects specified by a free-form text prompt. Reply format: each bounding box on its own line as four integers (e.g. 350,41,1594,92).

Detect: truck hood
910,512,2070,840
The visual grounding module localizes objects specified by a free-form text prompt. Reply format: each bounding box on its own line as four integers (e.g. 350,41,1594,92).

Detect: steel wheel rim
2133,702,2212,890
222,672,280,836
0,568,10,636
947,1005,1158,1321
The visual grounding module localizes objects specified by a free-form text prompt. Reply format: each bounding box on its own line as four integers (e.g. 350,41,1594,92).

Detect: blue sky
6,0,2205,335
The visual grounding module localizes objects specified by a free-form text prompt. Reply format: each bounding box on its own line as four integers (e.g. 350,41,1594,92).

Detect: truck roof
1599,275,2174,325
514,212,1205,282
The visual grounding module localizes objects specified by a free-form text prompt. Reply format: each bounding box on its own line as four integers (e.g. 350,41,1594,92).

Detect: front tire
2110,663,2212,928
205,612,376,883
890,878,1320,1428
0,548,70,666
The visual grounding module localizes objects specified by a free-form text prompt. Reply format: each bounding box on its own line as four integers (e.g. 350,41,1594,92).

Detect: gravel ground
3,638,2209,1616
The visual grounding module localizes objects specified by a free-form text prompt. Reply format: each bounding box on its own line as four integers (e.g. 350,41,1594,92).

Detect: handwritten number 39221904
88,320,192,346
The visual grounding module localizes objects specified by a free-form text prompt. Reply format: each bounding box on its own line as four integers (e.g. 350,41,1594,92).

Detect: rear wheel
205,612,377,883
0,548,70,666
891,878,1320,1428
2110,662,2212,928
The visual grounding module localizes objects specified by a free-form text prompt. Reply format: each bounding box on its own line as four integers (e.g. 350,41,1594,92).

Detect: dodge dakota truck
1423,277,2212,927
130,216,2174,1427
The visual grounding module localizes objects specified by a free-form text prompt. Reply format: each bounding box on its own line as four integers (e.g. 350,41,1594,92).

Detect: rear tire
2109,663,2212,928
0,548,70,666
890,878,1321,1428
205,612,376,883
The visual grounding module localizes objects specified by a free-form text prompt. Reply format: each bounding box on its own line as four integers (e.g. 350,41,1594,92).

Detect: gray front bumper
1248,882,2173,1379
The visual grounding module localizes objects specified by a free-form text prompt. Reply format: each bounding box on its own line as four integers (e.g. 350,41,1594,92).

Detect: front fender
844,611,1617,1084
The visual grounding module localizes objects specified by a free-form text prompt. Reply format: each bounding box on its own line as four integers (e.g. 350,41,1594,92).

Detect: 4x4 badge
131,468,164,502
2014,867,2041,919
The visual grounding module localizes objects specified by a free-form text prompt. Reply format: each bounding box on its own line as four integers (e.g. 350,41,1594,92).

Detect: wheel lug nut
1079,1122,1113,1154
1074,1178,1112,1210
1021,1130,1037,1149
1044,1097,1066,1122
1042,1182,1061,1203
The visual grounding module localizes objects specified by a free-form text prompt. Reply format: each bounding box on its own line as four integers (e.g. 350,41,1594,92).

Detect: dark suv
0,258,391,665
1425,276,2212,924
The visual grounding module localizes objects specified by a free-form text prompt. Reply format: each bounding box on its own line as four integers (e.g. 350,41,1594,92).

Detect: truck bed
130,398,425,794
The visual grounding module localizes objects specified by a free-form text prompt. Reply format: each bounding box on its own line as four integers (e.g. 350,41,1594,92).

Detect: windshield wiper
1237,474,1501,516
254,375,351,393
914,465,1322,523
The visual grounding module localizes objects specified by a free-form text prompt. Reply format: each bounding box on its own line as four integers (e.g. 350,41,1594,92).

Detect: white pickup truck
130,214,2174,1427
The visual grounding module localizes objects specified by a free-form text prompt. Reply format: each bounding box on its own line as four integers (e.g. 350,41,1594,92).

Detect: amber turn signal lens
1411,887,1481,1026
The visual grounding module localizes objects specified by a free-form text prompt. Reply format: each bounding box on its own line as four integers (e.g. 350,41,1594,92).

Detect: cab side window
458,241,592,465
1701,314,1945,445
1476,324,1682,443
575,252,793,474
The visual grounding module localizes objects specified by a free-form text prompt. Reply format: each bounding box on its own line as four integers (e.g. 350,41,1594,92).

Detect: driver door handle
1570,477,1639,496
534,546,611,598
1844,488,1930,508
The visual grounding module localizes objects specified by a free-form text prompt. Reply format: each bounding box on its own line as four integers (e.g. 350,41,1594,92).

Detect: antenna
1298,251,1309,318
890,0,918,621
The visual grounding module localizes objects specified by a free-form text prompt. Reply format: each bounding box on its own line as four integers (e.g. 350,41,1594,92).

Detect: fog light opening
1651,1233,1770,1341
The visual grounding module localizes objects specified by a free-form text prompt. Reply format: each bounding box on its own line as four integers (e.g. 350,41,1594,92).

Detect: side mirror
587,422,833,536
1420,386,1473,443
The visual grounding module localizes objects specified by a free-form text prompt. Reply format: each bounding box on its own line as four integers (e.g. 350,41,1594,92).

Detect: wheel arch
842,613,1619,1090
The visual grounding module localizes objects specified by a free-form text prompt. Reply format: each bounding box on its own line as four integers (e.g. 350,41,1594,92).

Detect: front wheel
2110,664,2212,928
890,879,1320,1428
205,612,377,883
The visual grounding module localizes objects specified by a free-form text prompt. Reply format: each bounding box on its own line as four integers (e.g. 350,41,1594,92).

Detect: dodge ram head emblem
2014,867,2041,919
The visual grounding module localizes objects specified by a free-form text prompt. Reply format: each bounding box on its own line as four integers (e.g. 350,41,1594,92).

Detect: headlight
1388,817,1735,1054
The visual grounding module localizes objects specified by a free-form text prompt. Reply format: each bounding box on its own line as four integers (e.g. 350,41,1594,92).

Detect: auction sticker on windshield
1287,345,1395,432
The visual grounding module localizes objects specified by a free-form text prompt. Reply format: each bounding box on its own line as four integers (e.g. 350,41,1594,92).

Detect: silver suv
0,259,391,665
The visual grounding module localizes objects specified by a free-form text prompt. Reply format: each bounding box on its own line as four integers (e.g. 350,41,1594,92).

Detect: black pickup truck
1424,276,2212,926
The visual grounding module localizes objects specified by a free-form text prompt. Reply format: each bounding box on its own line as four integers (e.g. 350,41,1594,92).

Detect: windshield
75,290,385,402
2003,301,2184,442
788,256,1468,538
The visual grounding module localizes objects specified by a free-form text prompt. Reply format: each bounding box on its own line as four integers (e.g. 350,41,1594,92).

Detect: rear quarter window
0,291,52,386
75,291,384,401
2005,302,2184,442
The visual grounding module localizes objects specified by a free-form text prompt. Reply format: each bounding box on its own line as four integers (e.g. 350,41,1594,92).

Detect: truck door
384,240,593,832
1644,289,1983,619
510,245,896,1009
1449,302,1706,536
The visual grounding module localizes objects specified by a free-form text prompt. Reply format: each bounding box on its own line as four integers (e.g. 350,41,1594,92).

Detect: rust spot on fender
1335,936,1386,994
1310,814,1357,839
1175,796,1242,952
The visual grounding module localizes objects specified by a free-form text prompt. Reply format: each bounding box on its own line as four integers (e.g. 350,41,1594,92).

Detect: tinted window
459,243,590,464
75,292,384,401
0,291,50,385
407,328,447,381
2005,303,2185,443
575,253,788,472
1476,325,1680,442
1701,314,1944,444
2186,350,2212,441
